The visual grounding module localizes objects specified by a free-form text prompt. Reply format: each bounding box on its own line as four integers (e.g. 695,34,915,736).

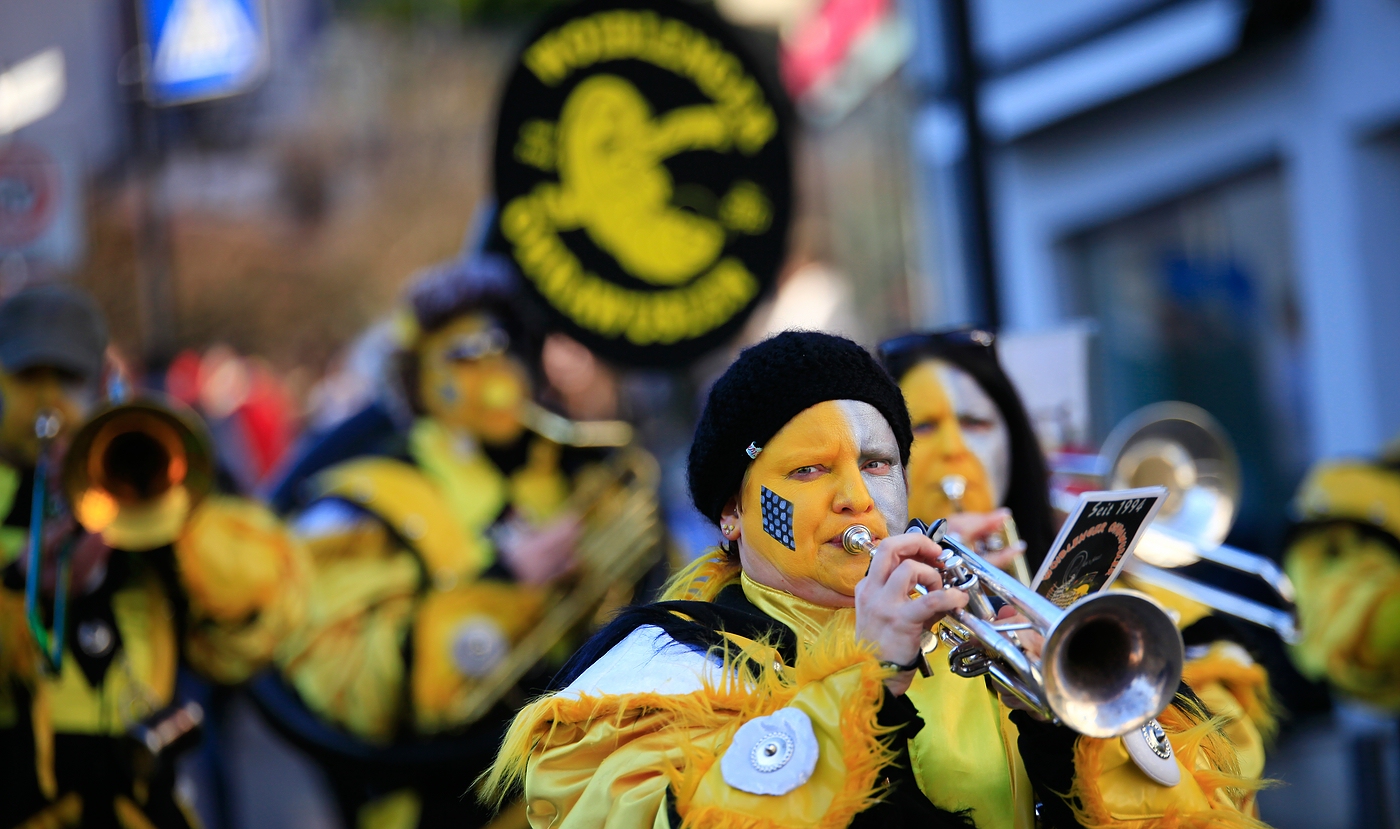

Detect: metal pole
133,99,177,368
941,0,1000,330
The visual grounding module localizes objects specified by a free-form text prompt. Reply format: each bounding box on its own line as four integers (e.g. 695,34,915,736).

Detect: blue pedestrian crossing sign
139,0,269,106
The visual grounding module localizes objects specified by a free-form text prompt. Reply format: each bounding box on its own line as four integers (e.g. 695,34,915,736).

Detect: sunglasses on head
877,328,996,368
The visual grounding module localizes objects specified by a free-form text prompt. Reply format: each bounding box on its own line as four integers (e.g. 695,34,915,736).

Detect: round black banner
489,0,792,368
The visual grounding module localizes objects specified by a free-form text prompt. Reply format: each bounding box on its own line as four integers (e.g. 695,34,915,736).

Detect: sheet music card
1030,487,1168,609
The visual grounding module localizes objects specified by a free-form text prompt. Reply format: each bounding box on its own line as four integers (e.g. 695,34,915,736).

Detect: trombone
24,396,215,671
1088,403,1299,644
843,522,1183,738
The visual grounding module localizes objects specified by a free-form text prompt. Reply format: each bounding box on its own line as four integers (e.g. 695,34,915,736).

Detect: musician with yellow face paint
899,357,1001,519
258,256,628,829
482,331,1267,829
880,329,1052,576
881,328,1276,817
0,285,309,829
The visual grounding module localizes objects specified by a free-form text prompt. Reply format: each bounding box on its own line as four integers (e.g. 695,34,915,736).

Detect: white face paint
835,399,909,531
935,363,1011,504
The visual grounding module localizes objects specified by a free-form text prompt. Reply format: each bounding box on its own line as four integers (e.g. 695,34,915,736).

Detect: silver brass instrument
454,412,664,725
1093,402,1299,643
843,522,1184,737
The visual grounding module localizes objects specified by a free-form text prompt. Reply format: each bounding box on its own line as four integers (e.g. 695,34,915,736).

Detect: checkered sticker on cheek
761,486,796,550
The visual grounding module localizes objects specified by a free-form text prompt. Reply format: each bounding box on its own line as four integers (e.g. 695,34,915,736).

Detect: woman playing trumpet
482,331,1265,829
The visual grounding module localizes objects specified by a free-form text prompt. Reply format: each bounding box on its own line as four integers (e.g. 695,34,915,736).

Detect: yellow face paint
900,359,996,522
738,400,907,599
417,315,529,446
0,368,90,465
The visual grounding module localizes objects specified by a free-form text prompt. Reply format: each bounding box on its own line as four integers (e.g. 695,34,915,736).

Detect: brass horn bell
62,397,215,551
1098,402,1299,642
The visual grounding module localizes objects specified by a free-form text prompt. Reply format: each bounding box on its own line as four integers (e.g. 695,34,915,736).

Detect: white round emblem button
721,707,819,795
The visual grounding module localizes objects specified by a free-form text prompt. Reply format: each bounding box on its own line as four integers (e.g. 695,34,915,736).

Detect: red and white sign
779,0,913,124
0,142,60,249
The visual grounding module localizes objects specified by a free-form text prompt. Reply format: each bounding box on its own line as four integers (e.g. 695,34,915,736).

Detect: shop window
1060,166,1306,555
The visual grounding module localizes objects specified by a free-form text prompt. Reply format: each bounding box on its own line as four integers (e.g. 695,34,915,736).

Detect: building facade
910,0,1400,551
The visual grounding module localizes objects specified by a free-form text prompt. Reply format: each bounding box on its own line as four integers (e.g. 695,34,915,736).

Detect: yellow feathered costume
482,554,1271,829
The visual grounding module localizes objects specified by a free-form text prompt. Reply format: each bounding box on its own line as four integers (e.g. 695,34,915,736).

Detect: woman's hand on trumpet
854,532,969,697
943,508,1026,571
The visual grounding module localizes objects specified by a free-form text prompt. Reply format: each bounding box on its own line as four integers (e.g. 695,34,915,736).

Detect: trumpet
1093,403,1299,643
843,522,1184,737
25,396,214,671
63,397,215,552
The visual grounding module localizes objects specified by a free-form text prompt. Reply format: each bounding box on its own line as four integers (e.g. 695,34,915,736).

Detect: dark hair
878,328,1057,572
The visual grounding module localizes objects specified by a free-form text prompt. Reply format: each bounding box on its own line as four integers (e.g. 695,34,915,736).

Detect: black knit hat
688,331,913,525
0,284,108,381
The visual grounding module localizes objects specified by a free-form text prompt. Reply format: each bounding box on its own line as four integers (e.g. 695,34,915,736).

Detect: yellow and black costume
1285,448,1400,710
483,331,1267,829
0,285,308,828
254,257,649,829
878,329,1276,812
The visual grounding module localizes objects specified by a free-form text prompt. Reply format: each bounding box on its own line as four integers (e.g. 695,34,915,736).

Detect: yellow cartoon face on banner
418,314,529,446
736,400,907,601
491,0,792,368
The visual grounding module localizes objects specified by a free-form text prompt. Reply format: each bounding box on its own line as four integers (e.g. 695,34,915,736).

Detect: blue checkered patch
760,486,795,550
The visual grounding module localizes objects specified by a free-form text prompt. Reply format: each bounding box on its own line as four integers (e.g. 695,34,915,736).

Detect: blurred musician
879,328,1275,815
0,284,308,828
1286,438,1400,706
255,256,649,829
480,330,1266,829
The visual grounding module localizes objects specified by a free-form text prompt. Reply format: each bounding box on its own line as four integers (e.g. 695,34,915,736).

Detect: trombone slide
1123,558,1299,644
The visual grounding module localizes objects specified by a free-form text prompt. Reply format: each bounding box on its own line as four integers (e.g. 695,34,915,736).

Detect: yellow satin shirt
483,565,1270,829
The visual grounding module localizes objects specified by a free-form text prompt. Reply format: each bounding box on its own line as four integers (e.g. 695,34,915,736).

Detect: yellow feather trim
479,612,899,829
658,550,742,603
1181,647,1278,740
1066,695,1274,829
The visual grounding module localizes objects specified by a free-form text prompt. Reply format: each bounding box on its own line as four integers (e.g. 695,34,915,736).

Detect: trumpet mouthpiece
842,525,875,556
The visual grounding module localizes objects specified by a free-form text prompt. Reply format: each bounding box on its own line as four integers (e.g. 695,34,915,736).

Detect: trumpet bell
62,398,215,551
1044,590,1184,738
1100,402,1240,563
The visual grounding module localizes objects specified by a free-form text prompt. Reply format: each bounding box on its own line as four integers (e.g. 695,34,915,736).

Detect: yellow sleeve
482,624,898,829
1286,524,1400,708
275,548,421,743
411,580,547,733
1181,643,1274,789
1063,693,1270,829
1284,460,1400,709
175,495,312,684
